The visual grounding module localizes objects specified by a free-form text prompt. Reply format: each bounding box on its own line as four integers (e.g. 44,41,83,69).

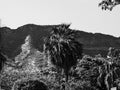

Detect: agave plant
44,24,83,82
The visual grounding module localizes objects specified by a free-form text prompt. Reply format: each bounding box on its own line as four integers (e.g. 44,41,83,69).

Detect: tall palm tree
44,24,83,82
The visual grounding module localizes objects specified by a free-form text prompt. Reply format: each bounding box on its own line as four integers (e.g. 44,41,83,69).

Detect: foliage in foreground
1,46,120,90
1,25,120,90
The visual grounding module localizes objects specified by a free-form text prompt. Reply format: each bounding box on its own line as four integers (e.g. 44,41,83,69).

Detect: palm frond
44,24,83,82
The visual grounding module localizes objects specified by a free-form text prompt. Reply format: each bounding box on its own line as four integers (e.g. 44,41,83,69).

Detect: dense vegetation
0,24,120,90
0,1,120,89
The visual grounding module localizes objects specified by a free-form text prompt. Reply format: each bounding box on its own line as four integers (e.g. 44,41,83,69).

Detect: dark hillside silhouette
0,24,120,58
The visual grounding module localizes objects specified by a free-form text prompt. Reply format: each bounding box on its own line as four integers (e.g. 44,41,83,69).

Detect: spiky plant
44,24,83,82
96,57,120,90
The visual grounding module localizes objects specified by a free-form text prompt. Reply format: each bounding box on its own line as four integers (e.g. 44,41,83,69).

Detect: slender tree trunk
56,67,62,85
64,68,69,82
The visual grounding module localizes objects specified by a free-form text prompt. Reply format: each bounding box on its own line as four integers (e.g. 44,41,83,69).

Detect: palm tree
44,24,83,82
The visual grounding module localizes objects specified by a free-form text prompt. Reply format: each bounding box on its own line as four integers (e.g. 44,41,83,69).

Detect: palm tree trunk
56,67,62,85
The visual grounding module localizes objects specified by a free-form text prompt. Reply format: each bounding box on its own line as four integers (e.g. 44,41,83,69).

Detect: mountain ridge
0,24,120,58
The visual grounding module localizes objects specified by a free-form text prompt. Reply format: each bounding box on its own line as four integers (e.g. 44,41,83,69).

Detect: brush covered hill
0,24,120,58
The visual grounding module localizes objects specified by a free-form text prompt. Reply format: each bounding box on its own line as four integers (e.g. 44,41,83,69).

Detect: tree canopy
99,0,120,11
44,24,83,82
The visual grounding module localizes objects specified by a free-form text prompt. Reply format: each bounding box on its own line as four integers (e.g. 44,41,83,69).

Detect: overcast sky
0,0,120,37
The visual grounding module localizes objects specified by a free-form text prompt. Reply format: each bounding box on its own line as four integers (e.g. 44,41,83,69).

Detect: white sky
0,0,120,37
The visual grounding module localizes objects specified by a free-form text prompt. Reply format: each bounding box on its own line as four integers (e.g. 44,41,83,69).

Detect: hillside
0,24,120,58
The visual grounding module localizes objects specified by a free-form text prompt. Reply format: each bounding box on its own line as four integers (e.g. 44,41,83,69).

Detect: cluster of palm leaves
99,0,120,11
44,24,83,82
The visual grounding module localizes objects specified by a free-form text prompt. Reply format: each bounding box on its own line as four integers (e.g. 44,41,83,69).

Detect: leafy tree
44,24,83,82
99,0,120,11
